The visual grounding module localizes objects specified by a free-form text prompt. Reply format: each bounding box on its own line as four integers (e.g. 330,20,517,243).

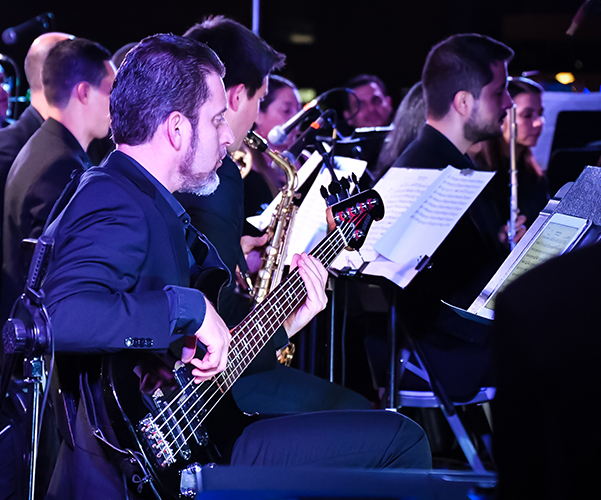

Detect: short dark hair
422,33,514,120
110,33,225,146
184,16,285,97
260,74,297,113
343,74,389,111
42,38,111,109
345,74,388,96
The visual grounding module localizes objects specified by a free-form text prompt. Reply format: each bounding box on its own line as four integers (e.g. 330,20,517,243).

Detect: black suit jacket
44,151,198,352
392,125,505,342
1,118,91,320
0,106,44,217
42,151,209,499
493,241,601,500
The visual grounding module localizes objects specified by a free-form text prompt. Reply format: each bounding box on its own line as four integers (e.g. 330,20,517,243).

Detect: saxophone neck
244,130,298,191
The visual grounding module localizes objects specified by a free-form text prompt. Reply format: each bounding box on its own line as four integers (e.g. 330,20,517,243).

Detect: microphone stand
0,54,22,120
2,236,54,500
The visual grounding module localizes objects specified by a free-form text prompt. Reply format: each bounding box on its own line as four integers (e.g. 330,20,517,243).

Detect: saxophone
243,130,299,364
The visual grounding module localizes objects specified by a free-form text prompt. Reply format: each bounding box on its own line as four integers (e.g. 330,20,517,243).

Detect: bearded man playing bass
41,33,430,500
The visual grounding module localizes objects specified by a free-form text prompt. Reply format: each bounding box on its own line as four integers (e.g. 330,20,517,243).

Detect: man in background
392,33,515,400
344,74,393,129
178,16,372,413
0,32,74,209
2,37,114,320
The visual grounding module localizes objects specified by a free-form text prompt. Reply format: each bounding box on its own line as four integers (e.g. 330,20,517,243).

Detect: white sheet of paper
246,151,324,232
331,167,441,270
375,167,495,263
332,166,495,289
284,156,367,265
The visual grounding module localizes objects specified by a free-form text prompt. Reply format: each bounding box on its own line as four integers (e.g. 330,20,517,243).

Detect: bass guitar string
168,222,355,454
163,223,352,449
151,204,368,450
158,221,354,451
151,221,350,436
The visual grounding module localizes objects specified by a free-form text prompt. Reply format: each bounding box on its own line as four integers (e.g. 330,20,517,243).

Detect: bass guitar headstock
324,185,384,251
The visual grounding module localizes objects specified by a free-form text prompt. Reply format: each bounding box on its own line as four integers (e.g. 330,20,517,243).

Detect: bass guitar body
102,352,257,498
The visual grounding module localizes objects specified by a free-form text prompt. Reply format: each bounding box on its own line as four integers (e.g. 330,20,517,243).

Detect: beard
178,130,221,196
464,102,504,144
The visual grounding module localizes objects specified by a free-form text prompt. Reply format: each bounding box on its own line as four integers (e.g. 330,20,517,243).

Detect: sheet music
376,167,495,263
483,220,580,309
247,151,324,232
332,166,494,289
245,153,366,264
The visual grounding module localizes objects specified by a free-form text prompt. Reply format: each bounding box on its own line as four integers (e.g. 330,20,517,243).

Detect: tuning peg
340,177,350,191
320,186,329,200
351,173,359,186
328,182,341,196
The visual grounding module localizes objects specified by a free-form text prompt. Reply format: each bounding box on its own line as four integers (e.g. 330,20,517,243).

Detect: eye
370,96,383,106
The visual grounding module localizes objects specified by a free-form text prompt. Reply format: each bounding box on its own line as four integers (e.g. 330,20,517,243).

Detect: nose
533,114,544,129
221,121,235,148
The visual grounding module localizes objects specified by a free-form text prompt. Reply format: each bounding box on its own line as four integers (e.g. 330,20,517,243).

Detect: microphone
2,12,54,46
268,97,322,145
280,109,335,163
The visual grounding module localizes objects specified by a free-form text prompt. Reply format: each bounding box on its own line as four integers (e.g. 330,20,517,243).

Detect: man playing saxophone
175,16,372,413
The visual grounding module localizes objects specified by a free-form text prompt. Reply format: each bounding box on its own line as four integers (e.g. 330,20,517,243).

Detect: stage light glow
555,72,575,85
299,88,317,104
289,33,315,45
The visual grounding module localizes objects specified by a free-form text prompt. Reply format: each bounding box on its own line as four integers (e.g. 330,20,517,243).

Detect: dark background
2,1,601,106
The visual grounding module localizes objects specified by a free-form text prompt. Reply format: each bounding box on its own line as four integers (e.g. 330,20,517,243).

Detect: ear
227,83,247,113
164,111,188,151
75,82,91,104
452,91,474,118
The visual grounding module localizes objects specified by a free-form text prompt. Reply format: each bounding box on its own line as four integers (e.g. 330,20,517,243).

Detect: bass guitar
101,188,384,499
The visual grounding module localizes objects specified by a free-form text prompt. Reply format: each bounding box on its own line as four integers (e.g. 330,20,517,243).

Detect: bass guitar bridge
137,362,211,471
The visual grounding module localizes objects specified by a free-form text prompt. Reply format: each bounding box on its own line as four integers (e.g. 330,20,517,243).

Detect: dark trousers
232,410,431,469
231,364,373,414
47,406,430,499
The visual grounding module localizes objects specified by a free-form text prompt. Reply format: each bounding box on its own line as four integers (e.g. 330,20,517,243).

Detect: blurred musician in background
343,74,393,130
391,33,516,401
335,74,394,178
375,81,426,180
1,38,115,323
0,32,73,240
